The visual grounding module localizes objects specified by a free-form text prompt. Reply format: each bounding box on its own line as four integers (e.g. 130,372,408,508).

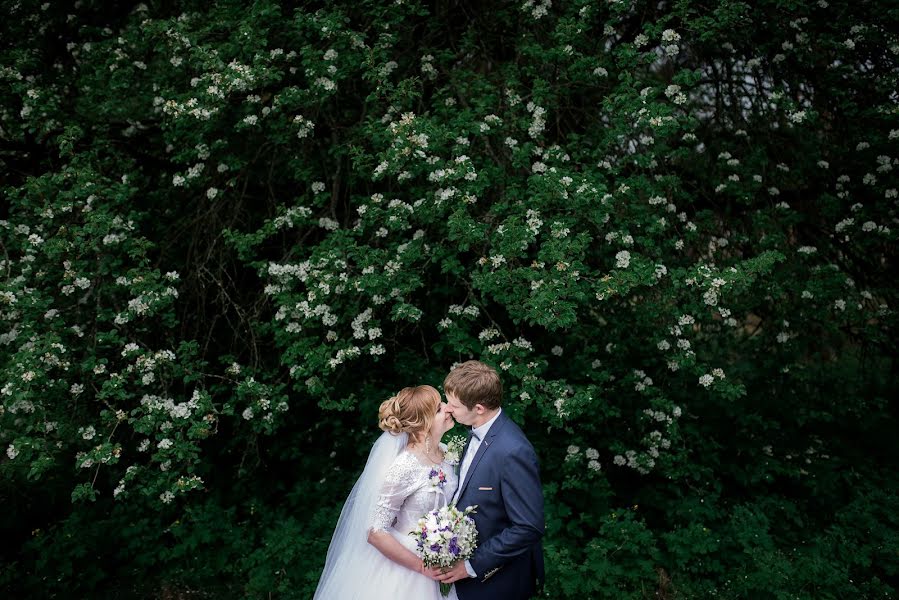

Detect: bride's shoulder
387,449,419,470
394,448,416,461
381,450,427,484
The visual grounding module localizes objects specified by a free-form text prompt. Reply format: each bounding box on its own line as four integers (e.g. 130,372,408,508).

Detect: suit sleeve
469,443,544,576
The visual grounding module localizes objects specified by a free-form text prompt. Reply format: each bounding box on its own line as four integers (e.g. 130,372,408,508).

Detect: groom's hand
434,561,470,584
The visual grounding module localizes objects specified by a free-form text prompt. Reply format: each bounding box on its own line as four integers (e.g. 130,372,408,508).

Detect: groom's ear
474,404,486,414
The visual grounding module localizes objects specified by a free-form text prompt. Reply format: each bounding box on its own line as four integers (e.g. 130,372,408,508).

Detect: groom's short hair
444,360,502,410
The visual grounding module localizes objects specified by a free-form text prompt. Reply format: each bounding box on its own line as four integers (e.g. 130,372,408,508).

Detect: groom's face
444,391,477,426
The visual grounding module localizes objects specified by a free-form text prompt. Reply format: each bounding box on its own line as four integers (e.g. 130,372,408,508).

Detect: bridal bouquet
411,504,479,597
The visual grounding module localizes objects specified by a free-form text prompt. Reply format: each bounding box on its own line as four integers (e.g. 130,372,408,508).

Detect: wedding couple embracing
314,360,545,600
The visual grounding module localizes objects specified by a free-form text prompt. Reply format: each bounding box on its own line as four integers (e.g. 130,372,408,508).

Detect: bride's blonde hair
378,385,441,437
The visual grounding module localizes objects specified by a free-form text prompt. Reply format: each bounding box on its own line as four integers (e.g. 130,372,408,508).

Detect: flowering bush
1,0,896,597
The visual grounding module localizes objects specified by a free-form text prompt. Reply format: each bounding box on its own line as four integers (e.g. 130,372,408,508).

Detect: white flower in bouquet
411,504,479,597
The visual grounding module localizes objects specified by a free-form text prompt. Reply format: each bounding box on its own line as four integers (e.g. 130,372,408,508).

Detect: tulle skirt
374,527,460,600
314,526,459,600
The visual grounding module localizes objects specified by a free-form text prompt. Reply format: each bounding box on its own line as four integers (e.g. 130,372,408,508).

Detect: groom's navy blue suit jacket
454,411,544,600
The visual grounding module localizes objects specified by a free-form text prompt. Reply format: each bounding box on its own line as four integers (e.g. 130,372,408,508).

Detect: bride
314,385,459,599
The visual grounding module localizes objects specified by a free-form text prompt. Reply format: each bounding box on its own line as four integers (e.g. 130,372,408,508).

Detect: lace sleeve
369,453,422,533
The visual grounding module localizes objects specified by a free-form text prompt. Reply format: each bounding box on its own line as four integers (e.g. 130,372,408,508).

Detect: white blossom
315,77,336,91
319,217,339,231
661,29,681,43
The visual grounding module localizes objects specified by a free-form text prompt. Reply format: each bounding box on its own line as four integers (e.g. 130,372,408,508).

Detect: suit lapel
456,412,509,502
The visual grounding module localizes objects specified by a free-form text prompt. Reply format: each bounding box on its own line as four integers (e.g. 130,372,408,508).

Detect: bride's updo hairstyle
378,385,441,437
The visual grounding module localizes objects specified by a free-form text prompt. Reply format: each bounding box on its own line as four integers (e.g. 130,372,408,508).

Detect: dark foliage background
1,0,897,597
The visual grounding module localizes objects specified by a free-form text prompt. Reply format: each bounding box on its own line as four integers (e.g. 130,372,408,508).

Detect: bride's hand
422,564,443,581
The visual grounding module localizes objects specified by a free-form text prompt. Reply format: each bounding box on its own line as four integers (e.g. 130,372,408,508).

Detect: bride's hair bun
378,395,405,434
378,386,441,435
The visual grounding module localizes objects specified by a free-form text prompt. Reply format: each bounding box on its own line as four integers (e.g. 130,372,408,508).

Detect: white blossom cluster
139,389,203,423
665,84,687,105
661,28,681,56
612,403,682,475
294,114,315,138
566,445,601,472
521,0,551,19
526,102,547,139
272,205,313,230
122,348,176,386
633,369,654,392
549,384,587,421
328,345,361,369
438,304,480,331
239,378,289,424
114,287,179,325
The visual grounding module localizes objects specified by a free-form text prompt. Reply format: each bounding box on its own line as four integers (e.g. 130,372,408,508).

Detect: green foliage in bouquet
1,0,896,597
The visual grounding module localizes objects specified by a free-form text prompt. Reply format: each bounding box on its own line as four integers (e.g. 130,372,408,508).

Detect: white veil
313,431,408,599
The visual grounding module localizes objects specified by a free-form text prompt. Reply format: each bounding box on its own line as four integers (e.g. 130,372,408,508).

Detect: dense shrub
1,0,897,597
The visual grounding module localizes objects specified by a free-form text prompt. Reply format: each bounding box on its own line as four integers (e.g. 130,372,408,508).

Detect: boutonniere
443,435,467,473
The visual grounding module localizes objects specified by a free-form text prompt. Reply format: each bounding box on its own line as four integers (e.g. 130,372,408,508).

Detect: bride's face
429,400,454,440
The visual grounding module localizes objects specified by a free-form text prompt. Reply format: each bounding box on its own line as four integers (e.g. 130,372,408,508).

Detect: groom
433,360,545,599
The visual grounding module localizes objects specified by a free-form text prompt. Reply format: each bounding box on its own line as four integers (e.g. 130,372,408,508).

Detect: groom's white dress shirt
453,408,502,578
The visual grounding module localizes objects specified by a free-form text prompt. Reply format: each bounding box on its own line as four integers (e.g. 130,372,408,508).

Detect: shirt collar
471,408,502,441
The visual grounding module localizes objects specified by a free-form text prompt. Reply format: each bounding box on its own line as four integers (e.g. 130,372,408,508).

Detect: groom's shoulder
497,415,537,452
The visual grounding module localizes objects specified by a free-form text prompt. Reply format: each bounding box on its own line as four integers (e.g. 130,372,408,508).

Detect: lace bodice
370,450,459,537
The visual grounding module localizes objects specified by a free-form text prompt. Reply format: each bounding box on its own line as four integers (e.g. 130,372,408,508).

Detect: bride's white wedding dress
368,450,460,599
314,432,460,600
